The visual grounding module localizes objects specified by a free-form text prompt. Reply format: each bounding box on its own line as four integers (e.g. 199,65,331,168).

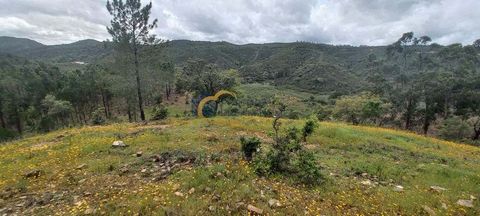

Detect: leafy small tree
302,117,318,142
247,102,324,185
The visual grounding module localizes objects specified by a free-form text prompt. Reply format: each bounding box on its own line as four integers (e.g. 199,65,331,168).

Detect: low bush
240,136,261,161
243,102,324,185
151,105,168,120
91,108,106,125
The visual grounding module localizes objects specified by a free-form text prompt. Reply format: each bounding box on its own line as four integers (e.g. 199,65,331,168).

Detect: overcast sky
0,0,479,46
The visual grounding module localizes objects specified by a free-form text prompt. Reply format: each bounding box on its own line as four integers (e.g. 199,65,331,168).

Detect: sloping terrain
0,36,45,54
0,116,479,215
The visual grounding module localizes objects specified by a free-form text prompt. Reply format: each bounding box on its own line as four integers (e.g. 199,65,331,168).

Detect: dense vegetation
1,33,480,145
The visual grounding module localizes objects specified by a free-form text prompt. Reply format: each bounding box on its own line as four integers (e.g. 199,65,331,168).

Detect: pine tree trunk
14,108,22,134
101,90,108,119
133,44,146,121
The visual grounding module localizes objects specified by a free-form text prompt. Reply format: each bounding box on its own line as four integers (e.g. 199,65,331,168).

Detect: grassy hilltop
0,116,479,215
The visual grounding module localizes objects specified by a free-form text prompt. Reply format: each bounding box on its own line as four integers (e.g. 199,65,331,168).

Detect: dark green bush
293,150,324,185
302,117,319,142
0,128,16,142
91,108,106,125
248,114,324,185
240,136,261,161
151,105,168,120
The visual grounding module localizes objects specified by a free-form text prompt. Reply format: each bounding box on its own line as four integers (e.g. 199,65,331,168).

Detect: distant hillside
0,36,45,54
0,36,443,93
0,37,111,63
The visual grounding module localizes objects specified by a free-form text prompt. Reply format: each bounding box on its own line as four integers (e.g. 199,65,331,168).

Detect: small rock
119,167,129,174
456,199,474,208
76,164,87,170
361,180,374,186
24,170,42,178
216,172,224,178
235,202,245,209
78,179,86,184
247,204,263,214
205,187,212,192
174,192,184,197
361,173,368,177
152,155,161,162
470,195,476,200
84,208,95,215
208,206,215,211
136,151,143,157
188,188,195,194
83,192,92,197
429,186,447,193
441,203,448,210
393,185,404,192
268,199,281,208
112,141,127,148
422,205,436,216
141,169,147,173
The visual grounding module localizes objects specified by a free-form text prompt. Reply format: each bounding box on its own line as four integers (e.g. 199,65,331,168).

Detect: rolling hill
0,36,446,94
0,36,45,54
0,116,478,215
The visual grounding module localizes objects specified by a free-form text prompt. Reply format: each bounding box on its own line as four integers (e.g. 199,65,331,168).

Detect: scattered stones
174,192,184,197
422,205,436,216
141,169,147,173
361,173,368,177
247,204,263,214
188,188,195,194
208,206,215,211
429,186,447,193
112,140,127,148
24,170,42,179
76,164,87,170
136,151,143,157
393,185,404,192
268,199,281,208
205,187,212,192
456,199,474,208
78,179,86,184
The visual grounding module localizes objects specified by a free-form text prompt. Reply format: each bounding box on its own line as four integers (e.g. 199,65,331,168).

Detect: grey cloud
0,0,479,45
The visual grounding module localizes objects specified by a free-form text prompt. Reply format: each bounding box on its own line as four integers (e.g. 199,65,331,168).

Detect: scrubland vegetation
1,0,480,215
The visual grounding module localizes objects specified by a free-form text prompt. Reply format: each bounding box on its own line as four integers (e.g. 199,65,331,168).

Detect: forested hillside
1,34,480,145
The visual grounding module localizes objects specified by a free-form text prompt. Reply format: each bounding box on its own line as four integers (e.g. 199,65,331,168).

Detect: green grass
0,116,479,215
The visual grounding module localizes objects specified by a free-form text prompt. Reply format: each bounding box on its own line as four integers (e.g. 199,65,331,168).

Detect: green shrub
151,105,168,120
439,116,470,140
0,128,16,142
292,150,324,185
91,108,106,125
240,136,261,161
247,110,324,185
302,117,318,142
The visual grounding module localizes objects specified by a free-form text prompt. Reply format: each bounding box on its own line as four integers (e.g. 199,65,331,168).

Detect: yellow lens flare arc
197,90,236,118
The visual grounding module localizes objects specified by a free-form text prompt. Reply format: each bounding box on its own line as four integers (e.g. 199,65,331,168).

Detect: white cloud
0,0,479,45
